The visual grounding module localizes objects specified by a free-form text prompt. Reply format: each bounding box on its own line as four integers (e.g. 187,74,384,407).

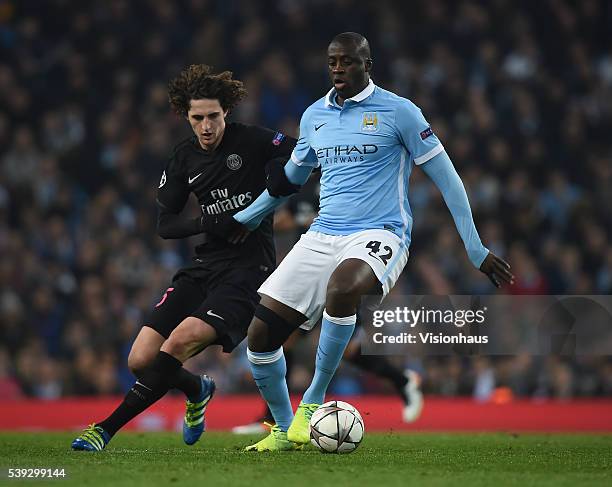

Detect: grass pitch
1,432,610,486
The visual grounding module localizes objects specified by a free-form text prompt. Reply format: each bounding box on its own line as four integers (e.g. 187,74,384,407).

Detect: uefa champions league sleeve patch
272,132,285,146
420,127,433,140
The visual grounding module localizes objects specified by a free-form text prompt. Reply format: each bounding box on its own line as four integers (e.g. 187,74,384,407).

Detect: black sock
98,351,182,437
348,353,409,399
129,359,202,402
173,368,202,402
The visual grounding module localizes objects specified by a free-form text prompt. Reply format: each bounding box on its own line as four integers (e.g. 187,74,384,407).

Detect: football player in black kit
71,64,295,451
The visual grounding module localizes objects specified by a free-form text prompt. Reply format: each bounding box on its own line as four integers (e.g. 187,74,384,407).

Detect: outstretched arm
420,150,488,267
420,150,514,287
157,204,203,239
234,159,313,230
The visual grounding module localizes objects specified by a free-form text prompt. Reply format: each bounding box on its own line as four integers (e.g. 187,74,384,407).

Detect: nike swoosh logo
188,172,203,184
206,310,225,321
135,380,153,391
314,123,327,131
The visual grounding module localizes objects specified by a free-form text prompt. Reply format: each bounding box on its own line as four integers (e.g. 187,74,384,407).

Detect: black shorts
146,265,270,353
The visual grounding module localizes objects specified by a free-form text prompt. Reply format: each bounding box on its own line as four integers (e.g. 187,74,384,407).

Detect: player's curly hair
168,64,248,116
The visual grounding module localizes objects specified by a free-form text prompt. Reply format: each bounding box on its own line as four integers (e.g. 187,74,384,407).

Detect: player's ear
365,58,373,72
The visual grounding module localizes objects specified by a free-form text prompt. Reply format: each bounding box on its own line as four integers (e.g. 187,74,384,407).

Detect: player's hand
265,158,301,197
201,214,250,244
479,252,514,288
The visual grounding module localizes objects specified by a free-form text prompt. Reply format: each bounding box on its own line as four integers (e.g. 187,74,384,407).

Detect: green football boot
244,423,302,452
287,402,320,444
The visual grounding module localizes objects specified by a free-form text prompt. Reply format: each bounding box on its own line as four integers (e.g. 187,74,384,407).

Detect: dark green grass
1,432,611,486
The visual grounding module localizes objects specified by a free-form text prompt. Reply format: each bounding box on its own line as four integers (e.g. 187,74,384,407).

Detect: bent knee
326,277,363,301
326,261,380,305
247,317,270,352
127,350,155,376
161,317,215,360
247,307,299,353
164,326,198,355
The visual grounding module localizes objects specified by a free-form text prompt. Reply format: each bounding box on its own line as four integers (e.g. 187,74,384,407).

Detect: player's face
187,98,228,151
327,42,371,103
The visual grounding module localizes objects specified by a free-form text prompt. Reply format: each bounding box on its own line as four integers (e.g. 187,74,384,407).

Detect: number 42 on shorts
366,240,393,265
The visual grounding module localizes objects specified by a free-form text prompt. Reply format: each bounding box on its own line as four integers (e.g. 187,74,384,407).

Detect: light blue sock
302,311,356,405
247,347,293,432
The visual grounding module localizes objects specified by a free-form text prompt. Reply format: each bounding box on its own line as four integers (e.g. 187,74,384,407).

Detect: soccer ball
309,400,364,454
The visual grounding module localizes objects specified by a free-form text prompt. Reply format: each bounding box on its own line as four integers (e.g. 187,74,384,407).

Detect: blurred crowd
1,0,611,402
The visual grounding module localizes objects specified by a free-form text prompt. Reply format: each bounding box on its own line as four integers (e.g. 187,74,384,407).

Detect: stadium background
1,0,611,415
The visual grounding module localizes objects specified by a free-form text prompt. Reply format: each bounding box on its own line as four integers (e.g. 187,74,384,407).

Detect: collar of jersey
324,79,375,108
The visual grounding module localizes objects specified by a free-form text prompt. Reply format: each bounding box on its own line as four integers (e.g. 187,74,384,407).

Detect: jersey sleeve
290,110,319,168
396,101,444,165
156,153,189,213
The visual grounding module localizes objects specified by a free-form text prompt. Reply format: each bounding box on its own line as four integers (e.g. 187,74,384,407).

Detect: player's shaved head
330,32,371,59
327,32,372,104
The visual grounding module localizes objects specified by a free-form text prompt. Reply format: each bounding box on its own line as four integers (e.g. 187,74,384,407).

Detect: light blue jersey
235,79,489,268
291,79,444,246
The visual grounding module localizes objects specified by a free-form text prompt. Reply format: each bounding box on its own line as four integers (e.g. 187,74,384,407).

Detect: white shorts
258,229,409,330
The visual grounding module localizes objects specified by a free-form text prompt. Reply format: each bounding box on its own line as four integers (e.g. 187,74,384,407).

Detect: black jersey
157,122,296,270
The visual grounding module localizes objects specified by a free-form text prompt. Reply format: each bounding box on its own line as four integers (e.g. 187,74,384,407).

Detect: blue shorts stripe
380,241,407,284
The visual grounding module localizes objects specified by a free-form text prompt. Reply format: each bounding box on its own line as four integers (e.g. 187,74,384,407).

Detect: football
309,400,365,454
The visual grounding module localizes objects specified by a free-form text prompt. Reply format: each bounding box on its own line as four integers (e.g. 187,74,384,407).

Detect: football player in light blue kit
231,32,514,451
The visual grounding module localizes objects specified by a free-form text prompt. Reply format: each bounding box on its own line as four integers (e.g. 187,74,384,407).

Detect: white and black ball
309,400,364,454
